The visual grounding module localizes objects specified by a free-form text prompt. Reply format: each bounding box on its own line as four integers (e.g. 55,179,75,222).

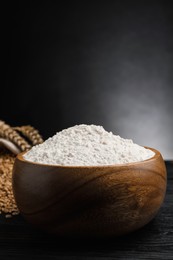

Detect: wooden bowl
12,147,167,238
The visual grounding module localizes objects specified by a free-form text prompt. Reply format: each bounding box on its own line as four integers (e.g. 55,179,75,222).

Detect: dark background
4,1,173,159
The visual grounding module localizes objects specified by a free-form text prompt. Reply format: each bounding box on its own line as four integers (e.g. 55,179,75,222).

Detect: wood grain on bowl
12,147,167,237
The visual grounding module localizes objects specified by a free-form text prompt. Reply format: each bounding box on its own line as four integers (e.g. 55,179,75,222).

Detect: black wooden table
0,161,172,260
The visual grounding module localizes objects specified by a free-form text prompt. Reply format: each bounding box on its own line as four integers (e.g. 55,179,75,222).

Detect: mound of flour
24,124,154,166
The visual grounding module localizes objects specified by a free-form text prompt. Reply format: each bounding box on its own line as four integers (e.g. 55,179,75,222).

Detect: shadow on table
0,213,164,251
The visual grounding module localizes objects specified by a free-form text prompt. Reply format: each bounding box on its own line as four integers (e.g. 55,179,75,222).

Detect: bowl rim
15,147,162,169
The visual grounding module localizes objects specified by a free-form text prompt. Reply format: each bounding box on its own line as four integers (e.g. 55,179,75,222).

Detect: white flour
24,124,154,166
